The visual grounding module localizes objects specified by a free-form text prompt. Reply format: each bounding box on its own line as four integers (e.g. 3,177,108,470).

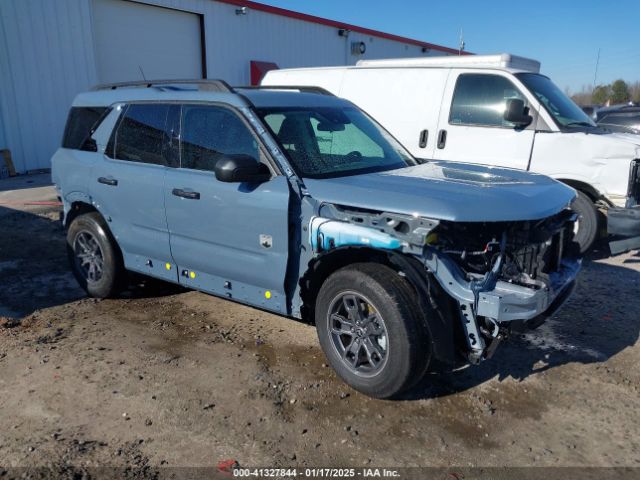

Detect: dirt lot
1,177,639,477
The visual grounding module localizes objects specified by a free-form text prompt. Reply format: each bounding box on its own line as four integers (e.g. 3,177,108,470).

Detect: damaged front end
309,205,581,365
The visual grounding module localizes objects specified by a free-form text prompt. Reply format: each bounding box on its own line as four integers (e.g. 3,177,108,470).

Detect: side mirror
504,98,533,127
214,154,271,183
81,137,98,152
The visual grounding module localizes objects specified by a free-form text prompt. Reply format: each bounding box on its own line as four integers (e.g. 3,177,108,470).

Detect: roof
73,83,350,109
215,0,466,56
236,88,349,108
357,53,540,72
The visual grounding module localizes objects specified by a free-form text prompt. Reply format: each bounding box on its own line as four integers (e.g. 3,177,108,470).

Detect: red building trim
216,0,469,56
250,60,279,85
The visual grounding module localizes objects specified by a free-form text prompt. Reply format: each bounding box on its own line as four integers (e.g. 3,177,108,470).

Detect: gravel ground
0,183,639,478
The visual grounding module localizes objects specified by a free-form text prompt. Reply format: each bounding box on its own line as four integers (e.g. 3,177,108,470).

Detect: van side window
450,74,527,128
113,104,170,165
62,107,110,150
180,105,260,172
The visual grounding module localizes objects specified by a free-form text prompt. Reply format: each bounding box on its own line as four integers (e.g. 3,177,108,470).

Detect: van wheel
571,191,599,253
315,263,430,399
67,212,125,298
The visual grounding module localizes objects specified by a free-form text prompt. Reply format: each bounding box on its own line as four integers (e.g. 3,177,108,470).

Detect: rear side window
181,105,259,171
450,74,527,128
111,104,170,165
62,107,110,149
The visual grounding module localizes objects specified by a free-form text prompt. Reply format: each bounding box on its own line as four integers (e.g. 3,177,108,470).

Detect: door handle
419,129,429,148
97,176,118,186
437,129,447,149
172,188,200,200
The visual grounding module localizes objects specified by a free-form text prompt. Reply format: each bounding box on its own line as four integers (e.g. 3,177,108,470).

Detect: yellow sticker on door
189,271,196,279
264,291,272,299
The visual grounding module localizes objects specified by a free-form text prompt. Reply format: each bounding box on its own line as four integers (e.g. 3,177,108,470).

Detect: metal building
0,0,461,173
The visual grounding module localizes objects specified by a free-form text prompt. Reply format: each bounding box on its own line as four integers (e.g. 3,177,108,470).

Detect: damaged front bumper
423,247,581,362
609,158,640,254
608,205,640,254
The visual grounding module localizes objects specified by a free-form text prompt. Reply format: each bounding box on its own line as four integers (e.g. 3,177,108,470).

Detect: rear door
432,71,535,169
91,103,176,282
164,104,290,313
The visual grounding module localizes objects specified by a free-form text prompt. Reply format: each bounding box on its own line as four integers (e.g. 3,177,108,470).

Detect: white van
263,54,640,254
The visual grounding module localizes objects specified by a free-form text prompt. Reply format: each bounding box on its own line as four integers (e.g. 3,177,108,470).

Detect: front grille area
434,211,576,289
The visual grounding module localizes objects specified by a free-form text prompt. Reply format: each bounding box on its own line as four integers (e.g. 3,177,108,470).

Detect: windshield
257,106,416,179
516,73,597,128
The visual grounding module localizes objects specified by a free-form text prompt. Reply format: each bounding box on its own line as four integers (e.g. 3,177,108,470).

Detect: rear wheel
315,263,430,399
571,191,599,254
67,212,125,298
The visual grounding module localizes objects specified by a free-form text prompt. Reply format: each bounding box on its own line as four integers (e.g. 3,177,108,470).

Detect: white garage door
92,0,203,84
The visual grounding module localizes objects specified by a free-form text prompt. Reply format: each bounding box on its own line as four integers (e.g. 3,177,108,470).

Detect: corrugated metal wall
0,0,98,173
0,0,450,172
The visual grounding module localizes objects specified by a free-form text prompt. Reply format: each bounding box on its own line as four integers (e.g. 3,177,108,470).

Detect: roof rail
91,79,234,92
237,85,335,96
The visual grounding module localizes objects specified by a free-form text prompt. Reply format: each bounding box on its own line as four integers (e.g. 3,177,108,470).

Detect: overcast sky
261,0,639,93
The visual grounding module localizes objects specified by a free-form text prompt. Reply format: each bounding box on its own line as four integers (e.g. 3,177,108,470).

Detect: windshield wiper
565,121,596,128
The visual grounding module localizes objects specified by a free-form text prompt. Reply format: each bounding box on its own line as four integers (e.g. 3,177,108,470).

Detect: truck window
110,104,170,166
180,105,260,172
450,74,527,128
599,113,640,127
62,106,110,150
516,73,596,128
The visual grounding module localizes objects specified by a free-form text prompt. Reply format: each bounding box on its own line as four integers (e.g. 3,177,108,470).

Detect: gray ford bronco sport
52,80,581,399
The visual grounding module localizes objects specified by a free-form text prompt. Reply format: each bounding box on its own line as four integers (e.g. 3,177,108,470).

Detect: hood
606,131,640,148
303,161,576,222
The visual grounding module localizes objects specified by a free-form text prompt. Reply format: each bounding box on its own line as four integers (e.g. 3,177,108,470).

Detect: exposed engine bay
310,204,581,364
432,210,579,290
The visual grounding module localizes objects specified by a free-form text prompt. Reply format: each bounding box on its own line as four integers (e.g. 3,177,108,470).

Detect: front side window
517,73,596,128
258,106,414,179
112,104,170,165
450,74,527,128
180,105,260,172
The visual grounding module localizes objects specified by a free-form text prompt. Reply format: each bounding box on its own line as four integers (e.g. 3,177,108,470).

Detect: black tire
66,212,125,298
572,191,599,254
315,263,430,399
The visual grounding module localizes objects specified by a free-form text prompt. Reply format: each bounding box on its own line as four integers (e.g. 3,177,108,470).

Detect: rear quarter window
62,107,110,150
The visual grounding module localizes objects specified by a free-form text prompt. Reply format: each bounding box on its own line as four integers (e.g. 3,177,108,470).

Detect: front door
432,72,536,170
164,104,291,313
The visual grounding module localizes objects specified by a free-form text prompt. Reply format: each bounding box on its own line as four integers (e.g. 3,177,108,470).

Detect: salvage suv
52,80,581,399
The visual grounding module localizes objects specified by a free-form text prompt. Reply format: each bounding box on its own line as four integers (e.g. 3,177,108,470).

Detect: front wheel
571,191,599,254
315,263,430,399
67,212,125,298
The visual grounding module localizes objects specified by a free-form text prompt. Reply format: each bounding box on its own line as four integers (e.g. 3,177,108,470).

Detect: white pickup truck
263,53,640,254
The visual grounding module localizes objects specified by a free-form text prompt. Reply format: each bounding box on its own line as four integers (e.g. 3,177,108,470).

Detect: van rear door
432,71,535,170
339,68,448,160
